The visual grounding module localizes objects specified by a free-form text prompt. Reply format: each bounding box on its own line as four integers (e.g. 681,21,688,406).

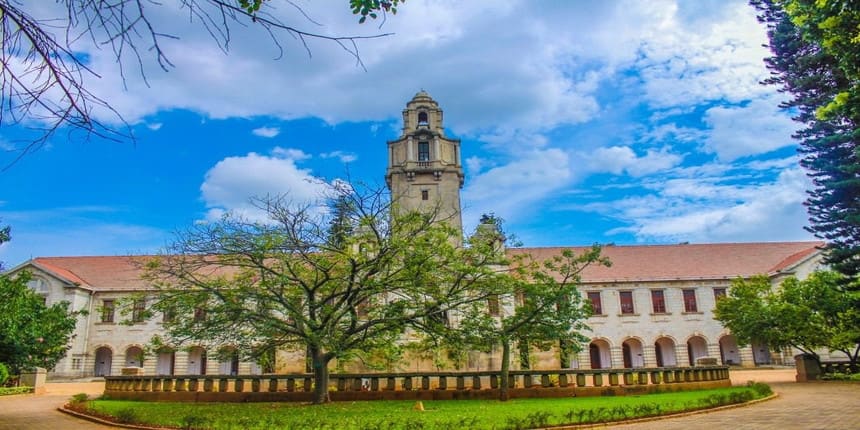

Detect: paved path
1,370,858,429
613,368,860,429
0,381,110,430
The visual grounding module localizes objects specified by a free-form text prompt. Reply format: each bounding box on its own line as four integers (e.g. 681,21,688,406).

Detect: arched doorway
752,340,771,365
187,347,207,375
156,347,175,375
654,337,677,367
125,346,144,368
719,335,741,365
588,339,611,369
686,336,708,366
94,347,112,376
250,348,275,375
622,338,645,368
218,347,239,375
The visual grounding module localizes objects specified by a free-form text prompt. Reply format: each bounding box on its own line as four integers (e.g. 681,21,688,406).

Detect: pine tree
753,0,860,277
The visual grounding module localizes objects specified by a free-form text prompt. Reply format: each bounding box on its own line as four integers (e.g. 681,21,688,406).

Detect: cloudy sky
0,0,815,267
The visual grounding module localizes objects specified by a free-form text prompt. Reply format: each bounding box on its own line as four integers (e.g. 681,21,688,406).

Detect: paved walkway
0,370,858,429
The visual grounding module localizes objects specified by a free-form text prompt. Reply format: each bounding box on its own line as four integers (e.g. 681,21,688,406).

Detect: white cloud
252,126,281,138
581,146,682,177
271,147,310,160
146,122,163,131
200,151,329,222
462,148,571,226
703,97,798,161
320,151,357,163
589,167,814,243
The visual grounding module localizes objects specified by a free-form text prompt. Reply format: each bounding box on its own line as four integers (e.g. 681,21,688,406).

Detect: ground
0,368,857,429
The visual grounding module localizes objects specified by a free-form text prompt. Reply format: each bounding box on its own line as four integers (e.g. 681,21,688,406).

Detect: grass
0,386,33,396
83,384,771,430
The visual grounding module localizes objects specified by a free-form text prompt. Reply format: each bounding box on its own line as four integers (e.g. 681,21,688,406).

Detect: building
10,92,833,379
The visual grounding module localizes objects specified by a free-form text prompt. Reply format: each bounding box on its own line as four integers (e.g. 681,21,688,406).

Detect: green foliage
0,271,84,373
0,362,8,386
714,271,860,365
753,0,860,277
0,387,32,396
146,183,512,403
746,381,774,396
350,0,404,24
113,407,139,424
69,393,90,404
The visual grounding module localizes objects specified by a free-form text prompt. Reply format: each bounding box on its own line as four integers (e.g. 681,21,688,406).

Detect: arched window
417,111,429,126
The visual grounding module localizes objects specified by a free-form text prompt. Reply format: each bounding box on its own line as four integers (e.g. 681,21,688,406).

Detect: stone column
20,368,47,395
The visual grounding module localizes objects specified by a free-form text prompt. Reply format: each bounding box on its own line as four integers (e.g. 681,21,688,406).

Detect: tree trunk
310,346,331,404
499,339,511,401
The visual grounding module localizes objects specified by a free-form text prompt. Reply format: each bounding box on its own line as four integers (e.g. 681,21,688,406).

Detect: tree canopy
753,0,860,278
714,271,860,366
145,182,509,404
0,271,83,373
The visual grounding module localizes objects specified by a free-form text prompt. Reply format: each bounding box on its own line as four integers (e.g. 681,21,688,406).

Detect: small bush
69,393,89,404
746,381,773,397
0,387,32,396
113,407,139,424
180,414,211,430
0,363,8,386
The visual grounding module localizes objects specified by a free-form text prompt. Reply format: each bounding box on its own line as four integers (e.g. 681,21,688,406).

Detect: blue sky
0,0,815,267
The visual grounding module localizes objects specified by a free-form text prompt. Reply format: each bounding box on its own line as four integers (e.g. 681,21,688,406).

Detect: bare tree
0,0,399,169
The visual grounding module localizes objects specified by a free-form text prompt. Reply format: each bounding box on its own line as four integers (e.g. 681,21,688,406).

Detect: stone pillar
642,344,658,367
609,346,623,369
20,368,47,395
795,354,821,382
738,346,756,368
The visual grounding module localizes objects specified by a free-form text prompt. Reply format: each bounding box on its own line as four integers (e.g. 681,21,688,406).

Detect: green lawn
81,384,771,430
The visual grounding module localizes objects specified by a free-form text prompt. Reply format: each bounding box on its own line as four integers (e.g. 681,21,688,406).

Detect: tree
445,218,609,401
145,182,507,404
0,271,83,374
714,271,860,367
753,0,860,278
0,0,403,168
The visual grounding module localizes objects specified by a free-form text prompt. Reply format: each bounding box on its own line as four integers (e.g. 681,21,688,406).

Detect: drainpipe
81,289,95,378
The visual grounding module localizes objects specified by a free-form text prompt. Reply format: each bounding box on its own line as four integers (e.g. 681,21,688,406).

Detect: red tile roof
19,241,824,290
506,241,824,283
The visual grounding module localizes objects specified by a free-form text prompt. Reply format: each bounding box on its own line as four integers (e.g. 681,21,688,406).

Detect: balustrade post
133,378,142,391
576,373,586,387
638,372,648,384
675,370,684,383
164,379,175,392
593,373,604,387
472,376,481,390
151,378,161,392
541,374,551,388
175,378,187,392
559,374,569,387
303,377,313,392
403,376,413,391
352,377,363,391
203,379,214,392
337,378,347,392
218,378,228,392
508,375,517,389
609,372,620,386
235,378,244,393
188,378,199,392
251,378,261,392
371,378,380,391
421,376,430,390
142,378,152,391
490,375,498,389
456,376,465,390
269,377,279,392
287,378,296,392
524,374,534,388
386,377,396,391
438,376,447,390
623,372,634,385
650,371,661,384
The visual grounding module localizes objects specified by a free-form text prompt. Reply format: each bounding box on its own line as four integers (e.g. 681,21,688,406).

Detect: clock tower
385,91,464,239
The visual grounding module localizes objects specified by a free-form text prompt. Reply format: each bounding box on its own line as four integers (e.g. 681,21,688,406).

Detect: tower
385,91,464,238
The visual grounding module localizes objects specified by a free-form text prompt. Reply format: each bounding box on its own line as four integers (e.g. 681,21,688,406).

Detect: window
619,291,635,315
587,291,602,315
418,141,430,161
101,300,115,323
72,358,82,370
683,289,698,312
713,287,727,301
132,299,146,323
417,111,429,125
162,306,176,323
421,189,429,200
651,290,666,313
193,307,207,322
488,295,500,317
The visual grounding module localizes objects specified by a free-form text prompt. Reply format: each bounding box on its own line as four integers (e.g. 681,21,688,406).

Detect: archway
654,337,677,367
218,347,240,375
686,336,708,366
187,347,207,375
156,347,175,375
125,346,144,368
94,347,112,376
588,339,611,369
752,340,771,365
719,335,741,365
622,338,644,368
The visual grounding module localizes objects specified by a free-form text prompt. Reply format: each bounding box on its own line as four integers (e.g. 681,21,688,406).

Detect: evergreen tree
753,0,860,277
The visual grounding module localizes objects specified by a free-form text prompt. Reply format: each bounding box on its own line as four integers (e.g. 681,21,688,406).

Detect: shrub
113,407,139,424
746,381,773,397
0,363,8,386
69,393,89,404
180,414,211,430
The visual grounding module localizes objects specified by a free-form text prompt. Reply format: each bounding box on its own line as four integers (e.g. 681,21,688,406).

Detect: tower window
421,190,429,200
418,141,430,161
417,111,429,126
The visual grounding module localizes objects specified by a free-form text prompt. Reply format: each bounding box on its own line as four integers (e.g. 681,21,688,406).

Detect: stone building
10,92,832,379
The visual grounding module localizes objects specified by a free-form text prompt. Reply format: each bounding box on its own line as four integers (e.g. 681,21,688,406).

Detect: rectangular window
418,141,430,161
132,298,146,323
72,358,82,370
162,306,176,323
488,295,500,316
651,290,666,313
421,189,429,200
683,289,698,312
619,291,635,315
587,291,602,315
713,287,727,301
101,300,115,323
